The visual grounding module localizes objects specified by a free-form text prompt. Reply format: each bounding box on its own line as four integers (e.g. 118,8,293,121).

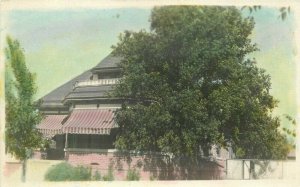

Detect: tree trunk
21,159,27,182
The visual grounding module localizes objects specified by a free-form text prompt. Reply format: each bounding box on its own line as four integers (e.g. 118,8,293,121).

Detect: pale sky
5,7,297,130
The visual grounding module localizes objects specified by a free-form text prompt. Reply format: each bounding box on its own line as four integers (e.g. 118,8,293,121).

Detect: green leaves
112,6,290,159
5,36,43,161
126,168,140,181
45,162,93,181
242,6,291,21
282,114,296,138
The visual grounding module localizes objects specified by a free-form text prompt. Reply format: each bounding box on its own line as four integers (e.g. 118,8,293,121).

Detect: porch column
64,133,68,160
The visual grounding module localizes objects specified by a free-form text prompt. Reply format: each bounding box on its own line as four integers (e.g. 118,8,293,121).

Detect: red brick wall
67,151,226,180
67,152,151,180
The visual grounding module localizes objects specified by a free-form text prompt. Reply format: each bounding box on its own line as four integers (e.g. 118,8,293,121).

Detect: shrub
126,168,140,181
44,162,74,181
44,162,92,181
102,165,114,181
150,175,157,181
92,170,101,181
69,165,92,181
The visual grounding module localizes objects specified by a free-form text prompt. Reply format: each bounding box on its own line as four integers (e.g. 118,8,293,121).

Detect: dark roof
40,69,92,108
40,54,121,109
64,85,114,101
92,53,122,70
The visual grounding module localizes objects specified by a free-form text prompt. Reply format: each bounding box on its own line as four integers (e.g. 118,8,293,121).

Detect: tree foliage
242,5,291,21
112,6,290,159
5,36,43,160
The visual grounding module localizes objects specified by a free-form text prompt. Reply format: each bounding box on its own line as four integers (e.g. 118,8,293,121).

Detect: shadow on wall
110,151,225,180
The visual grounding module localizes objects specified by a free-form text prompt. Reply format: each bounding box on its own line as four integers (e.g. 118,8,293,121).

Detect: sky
4,6,297,131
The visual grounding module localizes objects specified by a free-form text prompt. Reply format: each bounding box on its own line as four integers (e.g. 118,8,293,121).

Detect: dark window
68,134,116,149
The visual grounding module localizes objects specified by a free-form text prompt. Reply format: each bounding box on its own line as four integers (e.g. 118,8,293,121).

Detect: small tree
5,36,43,182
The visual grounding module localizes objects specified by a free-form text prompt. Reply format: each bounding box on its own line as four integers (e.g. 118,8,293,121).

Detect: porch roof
37,115,67,138
62,109,115,135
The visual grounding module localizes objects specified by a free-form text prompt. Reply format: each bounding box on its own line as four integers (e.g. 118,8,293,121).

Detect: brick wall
67,152,152,180
32,151,42,159
67,151,226,180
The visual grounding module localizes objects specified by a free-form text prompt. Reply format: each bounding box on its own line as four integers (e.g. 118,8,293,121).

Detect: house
36,53,231,180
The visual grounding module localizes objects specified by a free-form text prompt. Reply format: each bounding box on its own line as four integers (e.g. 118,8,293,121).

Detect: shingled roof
64,85,114,101
40,69,92,109
40,53,121,109
92,53,122,70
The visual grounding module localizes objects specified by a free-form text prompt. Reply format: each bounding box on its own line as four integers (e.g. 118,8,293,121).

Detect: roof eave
91,67,122,74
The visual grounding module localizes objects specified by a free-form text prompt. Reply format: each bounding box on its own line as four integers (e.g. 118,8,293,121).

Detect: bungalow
37,54,122,159
36,53,232,180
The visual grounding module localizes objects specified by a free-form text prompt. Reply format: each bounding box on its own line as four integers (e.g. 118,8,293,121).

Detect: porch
36,108,117,160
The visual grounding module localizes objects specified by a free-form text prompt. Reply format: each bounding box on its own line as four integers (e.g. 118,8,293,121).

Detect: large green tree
112,6,290,160
5,36,43,182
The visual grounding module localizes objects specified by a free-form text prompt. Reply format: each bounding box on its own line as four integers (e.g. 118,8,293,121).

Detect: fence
4,159,63,183
226,159,297,179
